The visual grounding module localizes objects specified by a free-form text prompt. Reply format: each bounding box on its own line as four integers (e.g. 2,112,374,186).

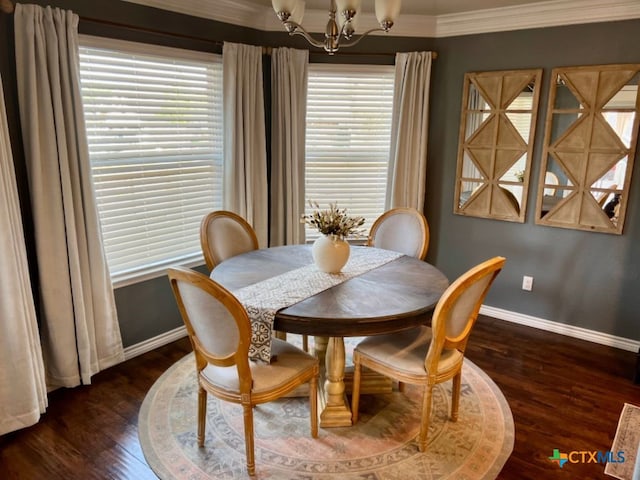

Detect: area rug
605,403,640,479
139,349,514,479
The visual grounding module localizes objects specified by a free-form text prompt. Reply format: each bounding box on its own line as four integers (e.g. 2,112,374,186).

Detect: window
305,64,395,241
79,37,223,285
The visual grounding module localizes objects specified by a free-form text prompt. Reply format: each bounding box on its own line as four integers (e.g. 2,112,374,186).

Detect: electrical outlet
522,275,533,291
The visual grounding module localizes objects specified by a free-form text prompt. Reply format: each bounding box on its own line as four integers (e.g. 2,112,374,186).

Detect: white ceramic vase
312,234,350,273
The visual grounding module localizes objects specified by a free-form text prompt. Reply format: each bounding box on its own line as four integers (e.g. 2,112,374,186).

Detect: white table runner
233,247,402,363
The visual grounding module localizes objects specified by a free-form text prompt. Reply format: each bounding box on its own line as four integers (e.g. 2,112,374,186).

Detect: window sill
112,258,206,289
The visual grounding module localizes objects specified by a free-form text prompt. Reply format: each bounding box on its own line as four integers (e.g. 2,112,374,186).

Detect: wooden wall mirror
536,64,640,234
454,69,542,222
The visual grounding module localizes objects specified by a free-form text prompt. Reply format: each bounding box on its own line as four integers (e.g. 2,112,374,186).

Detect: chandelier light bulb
375,0,401,26
290,0,305,24
271,0,298,14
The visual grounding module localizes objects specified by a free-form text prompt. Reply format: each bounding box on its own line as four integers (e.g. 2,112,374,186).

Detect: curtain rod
81,16,225,48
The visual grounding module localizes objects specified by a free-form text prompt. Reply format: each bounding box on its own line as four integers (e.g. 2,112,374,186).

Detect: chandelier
271,0,401,54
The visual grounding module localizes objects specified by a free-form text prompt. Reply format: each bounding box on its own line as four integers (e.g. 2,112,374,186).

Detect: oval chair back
367,207,429,260
425,257,506,375
200,210,259,270
169,266,252,385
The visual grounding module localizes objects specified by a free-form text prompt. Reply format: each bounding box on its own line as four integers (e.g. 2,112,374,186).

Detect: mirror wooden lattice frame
454,69,543,223
535,64,640,235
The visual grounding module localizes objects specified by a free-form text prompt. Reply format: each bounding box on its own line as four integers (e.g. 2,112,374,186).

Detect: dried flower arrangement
302,201,366,238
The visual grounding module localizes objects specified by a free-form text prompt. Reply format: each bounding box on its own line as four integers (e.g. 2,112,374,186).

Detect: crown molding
435,0,640,38
121,0,263,28
120,0,640,38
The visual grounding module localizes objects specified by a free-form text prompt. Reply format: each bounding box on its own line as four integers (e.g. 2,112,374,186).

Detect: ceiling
252,0,554,17
121,0,640,37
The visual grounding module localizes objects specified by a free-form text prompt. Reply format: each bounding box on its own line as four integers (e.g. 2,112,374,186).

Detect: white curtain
0,73,48,436
14,4,124,388
222,42,268,247
386,51,433,211
270,47,308,246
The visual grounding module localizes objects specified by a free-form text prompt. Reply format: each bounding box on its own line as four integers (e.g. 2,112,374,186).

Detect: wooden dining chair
366,207,429,260
351,256,506,452
168,267,319,476
200,210,259,271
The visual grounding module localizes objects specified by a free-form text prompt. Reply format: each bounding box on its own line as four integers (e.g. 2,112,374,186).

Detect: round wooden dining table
210,244,449,427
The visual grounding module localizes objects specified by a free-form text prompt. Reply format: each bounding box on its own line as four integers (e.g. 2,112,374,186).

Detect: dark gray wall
427,20,640,340
1,1,638,346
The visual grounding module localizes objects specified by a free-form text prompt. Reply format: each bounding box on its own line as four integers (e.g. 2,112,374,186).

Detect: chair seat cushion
355,326,463,378
201,338,317,395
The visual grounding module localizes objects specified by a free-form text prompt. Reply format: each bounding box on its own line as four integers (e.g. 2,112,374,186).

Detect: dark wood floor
1,315,638,479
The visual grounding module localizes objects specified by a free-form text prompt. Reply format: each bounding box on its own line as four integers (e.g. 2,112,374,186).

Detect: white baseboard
481,305,640,353
123,325,188,361
121,307,639,362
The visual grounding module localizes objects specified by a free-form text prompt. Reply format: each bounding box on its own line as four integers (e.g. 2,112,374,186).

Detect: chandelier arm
284,21,326,49
337,27,386,48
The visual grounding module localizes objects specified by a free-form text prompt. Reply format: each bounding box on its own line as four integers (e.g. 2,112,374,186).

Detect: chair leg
309,374,318,438
418,384,434,452
351,355,362,424
197,386,207,447
302,335,309,352
242,403,256,476
398,381,406,393
451,371,462,422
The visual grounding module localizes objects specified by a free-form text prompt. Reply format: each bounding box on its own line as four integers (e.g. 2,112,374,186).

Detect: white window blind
504,92,534,182
305,64,395,241
79,36,223,285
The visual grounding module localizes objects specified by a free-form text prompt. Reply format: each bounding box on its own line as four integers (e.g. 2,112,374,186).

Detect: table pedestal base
314,336,394,428
318,396,353,427
317,337,352,427
344,367,394,394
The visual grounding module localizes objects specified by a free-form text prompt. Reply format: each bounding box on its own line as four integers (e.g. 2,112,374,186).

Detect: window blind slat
79,38,223,283
305,65,394,241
